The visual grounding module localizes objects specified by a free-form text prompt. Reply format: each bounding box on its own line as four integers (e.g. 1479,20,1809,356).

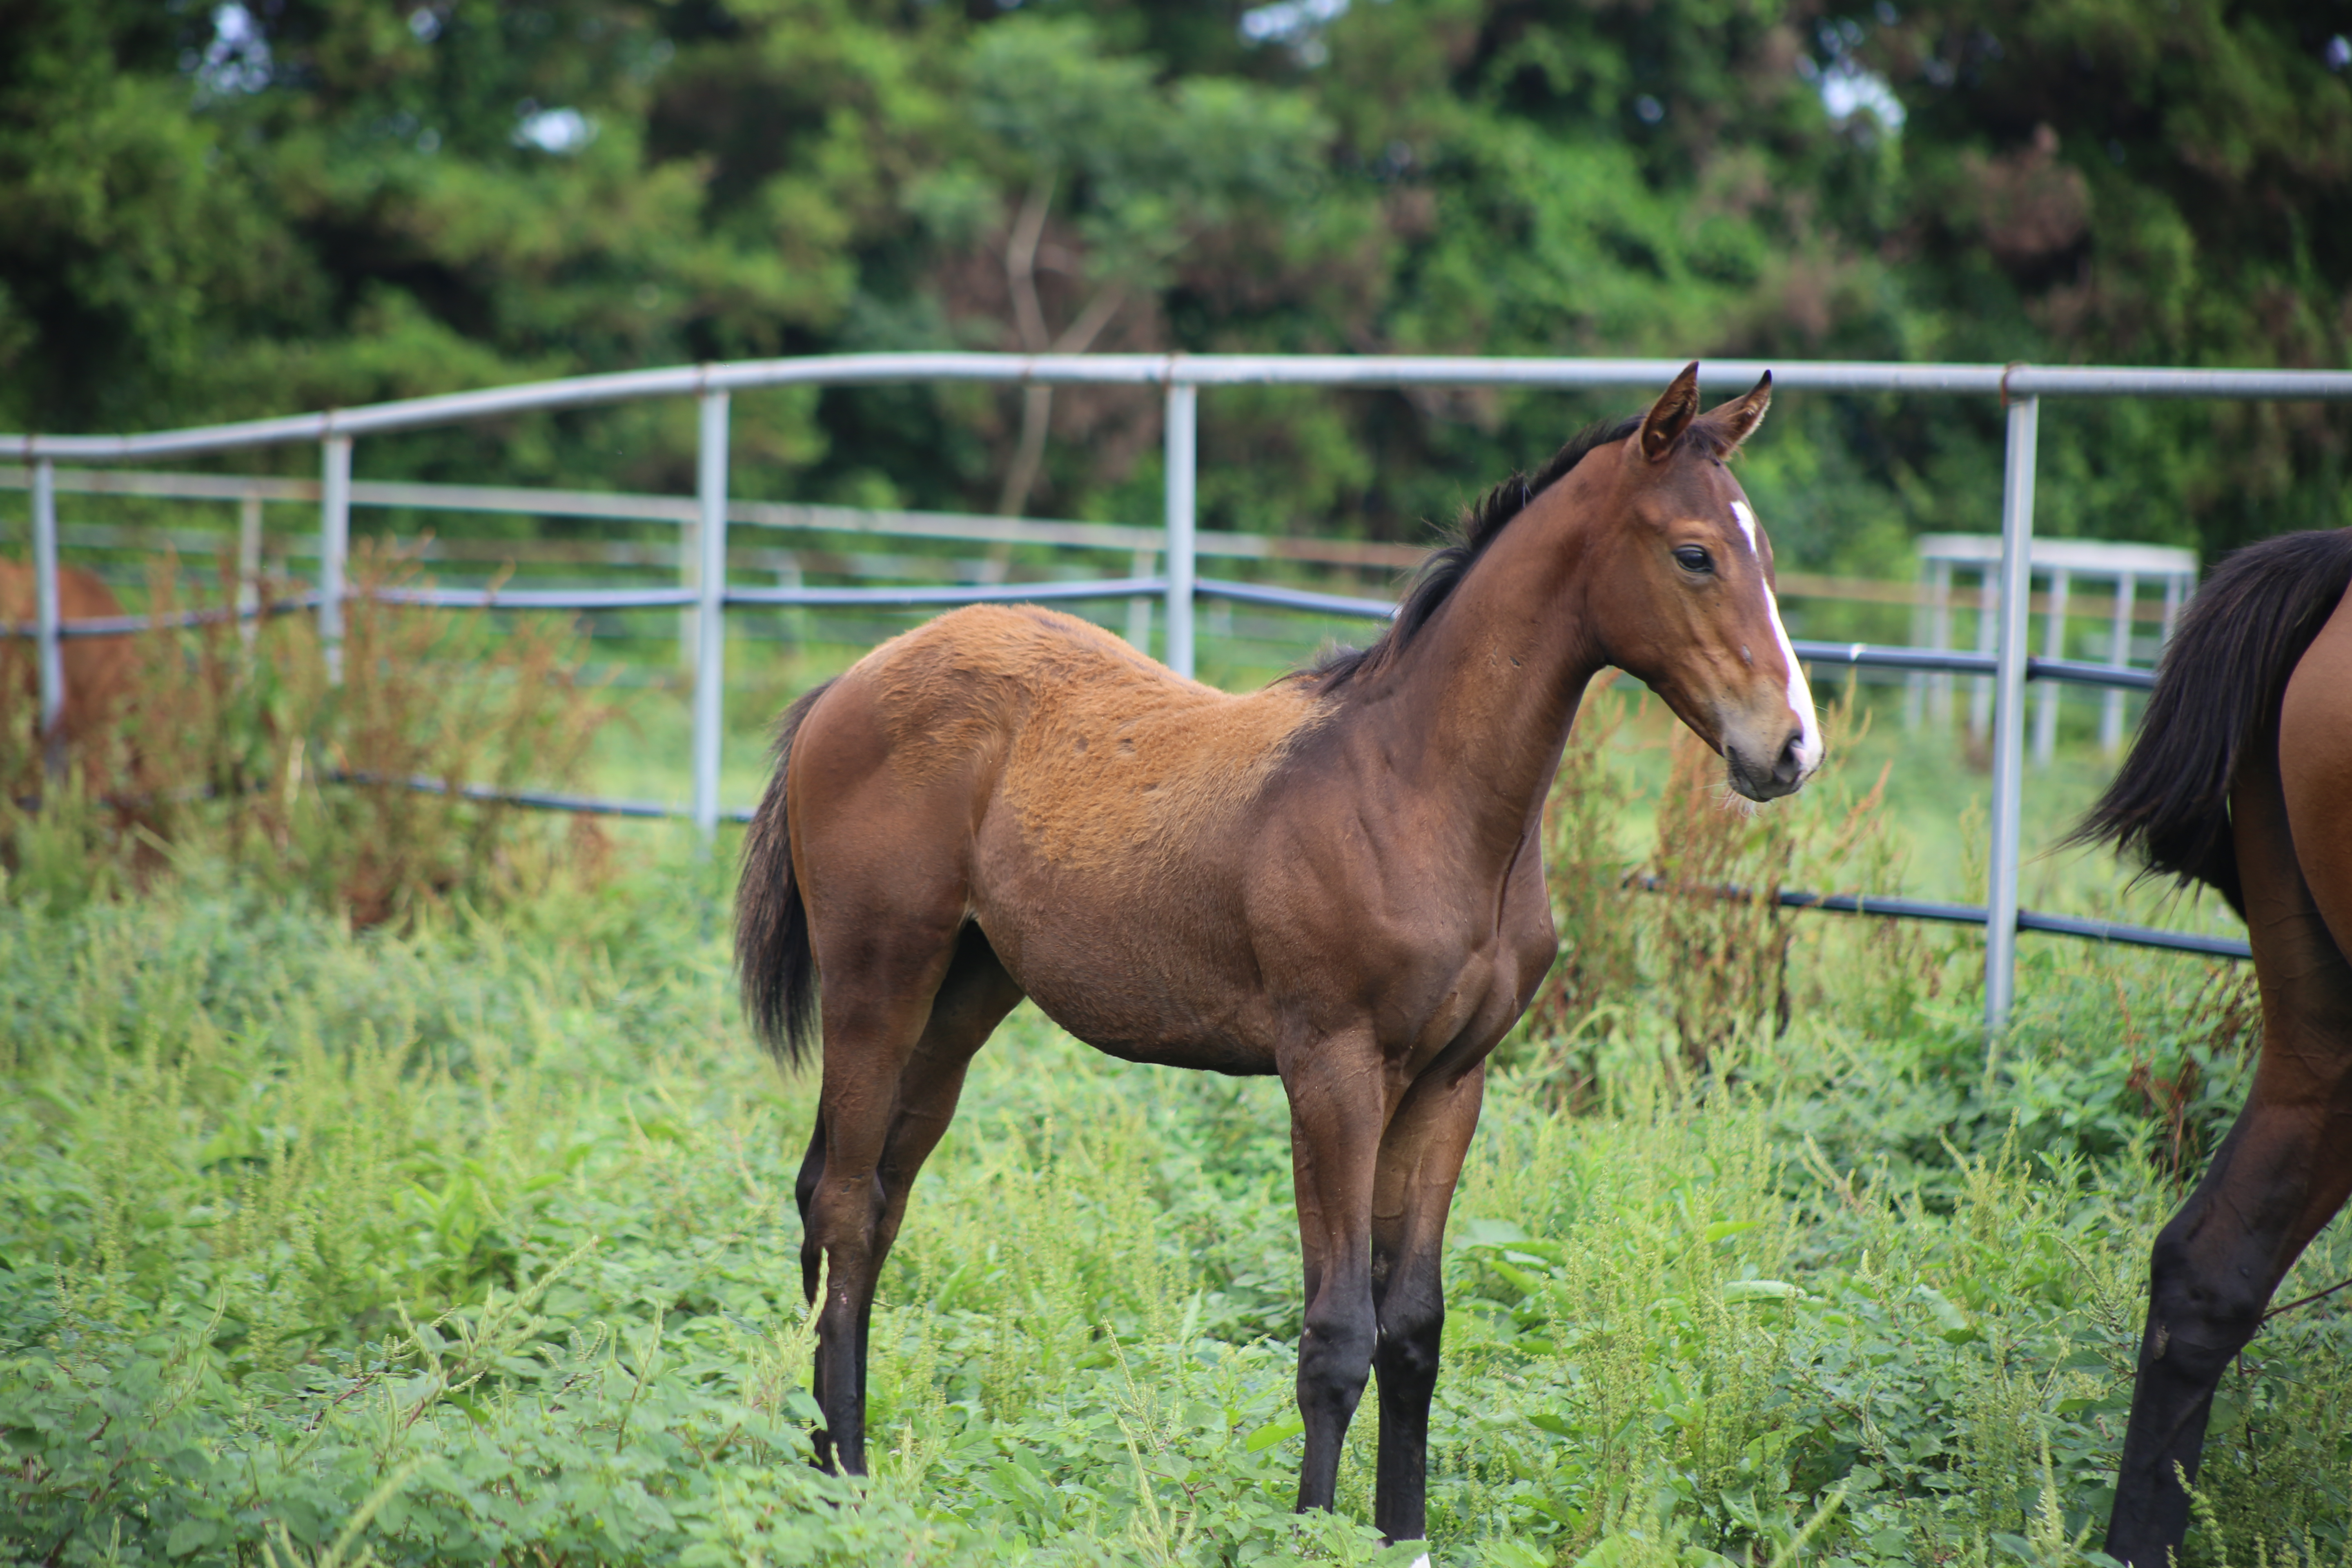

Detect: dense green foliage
0,831,2345,1567
3,0,2346,568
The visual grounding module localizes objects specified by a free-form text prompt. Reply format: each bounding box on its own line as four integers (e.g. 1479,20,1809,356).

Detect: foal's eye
1673,546,1714,575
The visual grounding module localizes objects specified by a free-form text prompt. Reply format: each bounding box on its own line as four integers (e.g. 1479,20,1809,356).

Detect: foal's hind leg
804,924,1020,1474
795,1120,826,1305
2105,746,2352,1566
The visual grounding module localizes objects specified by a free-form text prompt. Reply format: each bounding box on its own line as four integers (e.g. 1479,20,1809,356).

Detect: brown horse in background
2076,527,2352,1566
0,559,134,781
735,365,1822,1547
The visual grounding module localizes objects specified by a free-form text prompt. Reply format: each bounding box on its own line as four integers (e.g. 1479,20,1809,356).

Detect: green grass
2,829,2346,1567
0,577,2300,1565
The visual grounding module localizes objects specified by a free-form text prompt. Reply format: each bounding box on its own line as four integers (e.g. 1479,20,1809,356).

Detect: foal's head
1588,363,1822,802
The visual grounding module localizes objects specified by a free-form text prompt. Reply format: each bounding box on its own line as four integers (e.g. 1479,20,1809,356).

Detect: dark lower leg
1372,1274,1442,1543
795,1118,826,1304
808,1172,884,1473
793,1116,837,1467
1369,1067,1481,1546
1296,1262,1376,1512
1285,1060,1386,1516
2107,1200,2255,1561
2106,1102,2352,1564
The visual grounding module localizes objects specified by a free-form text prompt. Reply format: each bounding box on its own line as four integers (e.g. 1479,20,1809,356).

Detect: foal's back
846,602,1330,875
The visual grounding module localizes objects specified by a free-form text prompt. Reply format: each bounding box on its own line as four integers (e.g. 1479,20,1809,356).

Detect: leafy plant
1,838,2343,1567
0,546,614,925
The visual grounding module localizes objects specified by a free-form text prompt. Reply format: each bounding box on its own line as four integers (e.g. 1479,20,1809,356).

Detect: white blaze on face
1730,501,1822,777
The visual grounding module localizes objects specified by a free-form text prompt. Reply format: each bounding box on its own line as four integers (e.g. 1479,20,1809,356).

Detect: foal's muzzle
1724,729,1810,802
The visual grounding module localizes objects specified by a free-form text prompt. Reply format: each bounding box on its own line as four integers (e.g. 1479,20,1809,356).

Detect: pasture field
3,802,2348,1567
0,596,2339,1566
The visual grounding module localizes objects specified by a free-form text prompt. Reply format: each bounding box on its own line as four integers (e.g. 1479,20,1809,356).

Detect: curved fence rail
15,351,2347,1020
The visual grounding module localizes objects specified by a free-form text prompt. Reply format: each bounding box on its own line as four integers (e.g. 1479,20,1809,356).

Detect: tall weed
1,858,2347,1565
1524,687,1956,1093
1520,677,1643,1107
0,547,613,924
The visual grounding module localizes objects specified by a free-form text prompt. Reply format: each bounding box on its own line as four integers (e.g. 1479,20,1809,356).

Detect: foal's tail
2072,528,2352,911
737,677,838,1069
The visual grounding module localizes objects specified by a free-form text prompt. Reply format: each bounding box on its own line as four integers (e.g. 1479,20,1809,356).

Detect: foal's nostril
1772,734,1804,786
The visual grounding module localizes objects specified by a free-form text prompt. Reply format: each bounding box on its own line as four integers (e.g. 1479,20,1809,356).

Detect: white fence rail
13,352,2352,1027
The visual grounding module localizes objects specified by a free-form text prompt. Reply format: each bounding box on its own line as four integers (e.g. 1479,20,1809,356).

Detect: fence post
679,519,699,671
2101,571,2135,755
1928,558,1954,728
31,458,62,745
238,490,264,653
1984,393,2039,1033
2033,566,2070,765
1969,566,1996,739
1127,549,1156,655
1905,556,1929,729
320,435,352,684
1164,380,1197,679
691,389,730,843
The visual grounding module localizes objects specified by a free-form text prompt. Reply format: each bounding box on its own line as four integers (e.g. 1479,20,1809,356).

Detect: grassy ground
2,821,2344,1567
0,578,2321,1568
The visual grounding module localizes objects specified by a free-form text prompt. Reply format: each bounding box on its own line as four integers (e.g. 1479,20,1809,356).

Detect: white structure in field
1911,535,2198,761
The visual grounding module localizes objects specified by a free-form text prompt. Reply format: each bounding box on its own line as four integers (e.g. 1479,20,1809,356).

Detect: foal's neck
1348,473,1610,876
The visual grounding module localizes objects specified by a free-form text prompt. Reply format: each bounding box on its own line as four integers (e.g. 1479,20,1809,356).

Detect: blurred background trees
2,0,2347,568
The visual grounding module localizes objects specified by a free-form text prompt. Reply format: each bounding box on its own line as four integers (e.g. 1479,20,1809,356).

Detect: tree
1842,0,2352,553
948,15,1327,516
2,0,2345,568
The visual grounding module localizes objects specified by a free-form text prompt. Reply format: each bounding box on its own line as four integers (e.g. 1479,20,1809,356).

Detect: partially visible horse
735,363,1822,1546
0,559,134,781
2075,527,2352,1566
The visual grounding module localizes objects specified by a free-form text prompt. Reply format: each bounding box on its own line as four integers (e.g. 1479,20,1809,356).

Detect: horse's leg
852,927,1022,1425
789,1113,849,1469
1285,1038,1390,1515
802,923,1020,1474
1367,1062,1486,1547
2105,744,2352,1566
803,896,976,1477
795,1118,826,1305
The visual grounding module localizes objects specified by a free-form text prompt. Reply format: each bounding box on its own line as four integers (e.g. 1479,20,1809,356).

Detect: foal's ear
1702,371,1773,453
1639,362,1703,463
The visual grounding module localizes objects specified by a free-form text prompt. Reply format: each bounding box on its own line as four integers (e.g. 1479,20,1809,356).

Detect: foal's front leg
1370,1062,1486,1546
1285,1041,1391,1514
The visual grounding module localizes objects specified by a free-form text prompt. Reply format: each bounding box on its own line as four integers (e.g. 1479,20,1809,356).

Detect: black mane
1307,414,1668,690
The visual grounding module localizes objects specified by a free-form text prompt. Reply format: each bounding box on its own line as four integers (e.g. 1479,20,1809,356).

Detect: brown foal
736,364,1822,1544
2076,527,2352,1566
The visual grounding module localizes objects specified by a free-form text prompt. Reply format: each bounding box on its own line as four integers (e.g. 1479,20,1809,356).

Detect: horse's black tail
736,677,838,1069
2071,528,2352,913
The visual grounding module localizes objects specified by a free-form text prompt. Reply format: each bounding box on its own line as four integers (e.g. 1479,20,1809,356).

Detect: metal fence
1907,534,2199,758
12,352,2352,1028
